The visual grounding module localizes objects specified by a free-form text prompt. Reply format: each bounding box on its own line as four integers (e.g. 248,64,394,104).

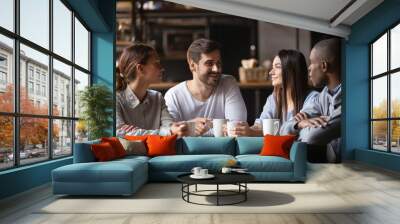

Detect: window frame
370,20,400,154
0,0,92,171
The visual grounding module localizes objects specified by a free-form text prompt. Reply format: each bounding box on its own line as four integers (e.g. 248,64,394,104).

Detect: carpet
38,183,361,214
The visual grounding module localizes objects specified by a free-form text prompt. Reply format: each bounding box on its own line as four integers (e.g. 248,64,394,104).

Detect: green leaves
79,84,113,140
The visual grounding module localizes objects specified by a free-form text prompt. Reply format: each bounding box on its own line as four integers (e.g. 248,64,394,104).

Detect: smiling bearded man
164,38,247,136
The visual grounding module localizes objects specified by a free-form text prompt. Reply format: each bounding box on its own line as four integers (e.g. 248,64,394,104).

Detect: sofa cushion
91,142,118,161
177,137,236,155
101,137,127,158
236,155,293,172
236,137,263,155
52,158,147,183
148,154,235,172
147,135,177,157
260,135,296,159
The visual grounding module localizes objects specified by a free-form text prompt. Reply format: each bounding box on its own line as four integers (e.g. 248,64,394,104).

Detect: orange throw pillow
101,137,127,158
91,142,117,162
146,135,177,157
124,135,148,142
260,135,296,159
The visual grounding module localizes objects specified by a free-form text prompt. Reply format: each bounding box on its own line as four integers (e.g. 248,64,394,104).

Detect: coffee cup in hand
213,119,227,137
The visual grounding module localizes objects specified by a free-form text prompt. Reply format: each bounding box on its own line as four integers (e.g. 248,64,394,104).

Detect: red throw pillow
91,142,117,162
260,135,296,159
101,137,126,158
146,135,177,157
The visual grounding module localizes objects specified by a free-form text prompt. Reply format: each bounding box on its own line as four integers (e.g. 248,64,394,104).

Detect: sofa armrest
73,140,100,163
289,141,307,181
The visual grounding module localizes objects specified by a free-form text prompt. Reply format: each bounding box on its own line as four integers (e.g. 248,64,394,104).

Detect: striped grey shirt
116,87,173,136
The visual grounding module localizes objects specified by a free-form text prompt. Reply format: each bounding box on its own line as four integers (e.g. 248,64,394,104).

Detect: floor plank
1,162,400,224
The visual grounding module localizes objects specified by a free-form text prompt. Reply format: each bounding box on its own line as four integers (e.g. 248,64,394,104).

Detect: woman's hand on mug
229,121,253,136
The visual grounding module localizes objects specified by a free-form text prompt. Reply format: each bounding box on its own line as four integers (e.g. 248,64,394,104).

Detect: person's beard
198,71,221,87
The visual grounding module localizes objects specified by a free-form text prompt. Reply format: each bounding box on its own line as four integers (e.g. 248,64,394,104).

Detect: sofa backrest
235,137,263,155
73,139,100,163
177,137,236,155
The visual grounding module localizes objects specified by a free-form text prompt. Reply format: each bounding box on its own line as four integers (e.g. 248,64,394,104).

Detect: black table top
177,172,255,185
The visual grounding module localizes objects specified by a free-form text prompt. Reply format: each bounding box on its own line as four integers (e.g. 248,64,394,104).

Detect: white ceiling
166,0,384,38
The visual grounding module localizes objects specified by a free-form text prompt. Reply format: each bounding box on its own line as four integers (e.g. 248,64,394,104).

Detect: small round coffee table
177,173,255,206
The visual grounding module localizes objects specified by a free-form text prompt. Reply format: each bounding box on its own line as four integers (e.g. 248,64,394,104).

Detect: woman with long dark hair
116,43,187,137
231,49,319,136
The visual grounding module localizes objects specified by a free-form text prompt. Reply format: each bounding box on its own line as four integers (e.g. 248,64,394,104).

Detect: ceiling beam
330,0,367,27
166,0,351,38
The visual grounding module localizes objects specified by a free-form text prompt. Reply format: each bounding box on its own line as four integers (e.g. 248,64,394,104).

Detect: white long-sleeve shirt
164,75,247,122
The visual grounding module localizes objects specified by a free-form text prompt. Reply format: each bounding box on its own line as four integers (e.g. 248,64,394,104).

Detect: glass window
19,117,49,165
372,33,387,76
0,0,14,31
391,120,400,153
372,121,388,151
0,0,92,170
0,116,14,170
75,120,88,143
20,44,49,115
74,18,89,70
53,119,72,158
391,72,400,118
53,0,72,60
74,69,89,118
391,24,400,70
20,0,49,49
371,24,400,154
53,59,72,117
28,81,34,93
0,35,14,113
372,77,387,119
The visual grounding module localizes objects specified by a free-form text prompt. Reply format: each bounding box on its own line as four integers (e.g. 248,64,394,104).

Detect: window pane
391,24,400,70
372,121,388,151
391,120,400,153
74,18,89,70
372,77,387,119
53,0,72,60
20,0,49,49
391,72,400,118
20,44,49,115
0,35,14,113
0,0,14,31
20,117,49,165
0,116,13,170
75,120,88,143
53,119,72,158
53,59,72,117
74,69,89,118
372,33,387,76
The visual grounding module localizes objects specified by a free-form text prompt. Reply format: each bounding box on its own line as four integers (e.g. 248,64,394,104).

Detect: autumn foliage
0,84,59,151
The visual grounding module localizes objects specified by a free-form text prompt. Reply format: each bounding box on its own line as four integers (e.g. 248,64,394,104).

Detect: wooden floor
1,162,400,224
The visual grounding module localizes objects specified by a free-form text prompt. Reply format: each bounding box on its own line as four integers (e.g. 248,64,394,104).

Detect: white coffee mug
186,121,197,136
213,119,227,137
262,119,280,135
200,169,208,176
191,167,202,176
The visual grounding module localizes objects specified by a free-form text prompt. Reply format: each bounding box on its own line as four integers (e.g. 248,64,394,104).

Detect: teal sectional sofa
52,137,307,196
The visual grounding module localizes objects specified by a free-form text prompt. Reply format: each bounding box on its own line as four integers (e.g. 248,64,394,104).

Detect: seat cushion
236,155,293,172
148,154,235,172
52,158,147,183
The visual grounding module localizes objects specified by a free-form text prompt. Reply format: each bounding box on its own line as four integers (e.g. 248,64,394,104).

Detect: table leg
217,184,219,206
